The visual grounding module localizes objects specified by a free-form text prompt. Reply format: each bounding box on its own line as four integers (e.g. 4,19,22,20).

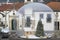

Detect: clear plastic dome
18,3,53,14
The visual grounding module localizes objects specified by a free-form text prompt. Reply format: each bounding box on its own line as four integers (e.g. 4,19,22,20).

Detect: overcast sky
0,0,24,3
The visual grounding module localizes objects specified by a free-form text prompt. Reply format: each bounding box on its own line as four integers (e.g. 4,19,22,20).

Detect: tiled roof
0,4,13,11
47,2,60,11
0,2,24,11
15,2,24,10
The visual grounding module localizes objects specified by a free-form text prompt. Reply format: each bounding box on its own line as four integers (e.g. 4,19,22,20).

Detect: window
40,14,44,19
33,0,38,2
27,0,30,1
25,16,31,27
47,14,51,23
54,22,59,30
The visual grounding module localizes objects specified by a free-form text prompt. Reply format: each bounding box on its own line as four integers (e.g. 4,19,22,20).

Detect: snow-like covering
1,27,9,33
27,35,40,39
45,33,54,38
18,3,53,14
20,35,48,39
20,35,40,39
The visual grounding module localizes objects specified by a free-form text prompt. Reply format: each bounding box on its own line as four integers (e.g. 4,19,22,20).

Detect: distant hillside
0,0,24,3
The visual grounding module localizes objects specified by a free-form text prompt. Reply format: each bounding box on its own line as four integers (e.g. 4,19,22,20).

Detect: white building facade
0,0,60,37
16,3,56,36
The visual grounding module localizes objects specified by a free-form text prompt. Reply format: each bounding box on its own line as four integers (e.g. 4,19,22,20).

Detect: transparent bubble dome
18,3,53,14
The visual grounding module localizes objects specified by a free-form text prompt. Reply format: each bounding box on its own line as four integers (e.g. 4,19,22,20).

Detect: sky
0,0,60,3
0,0,24,3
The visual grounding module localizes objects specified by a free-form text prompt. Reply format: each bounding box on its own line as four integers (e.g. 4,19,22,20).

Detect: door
11,19,17,30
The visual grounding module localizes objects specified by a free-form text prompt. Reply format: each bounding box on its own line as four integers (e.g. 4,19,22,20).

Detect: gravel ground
1,39,9,40
0,33,60,40
1,38,60,40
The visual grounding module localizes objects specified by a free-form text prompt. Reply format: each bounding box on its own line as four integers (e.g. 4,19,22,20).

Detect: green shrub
35,20,44,37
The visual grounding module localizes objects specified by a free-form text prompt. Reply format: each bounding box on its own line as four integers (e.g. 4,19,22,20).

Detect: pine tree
35,19,44,37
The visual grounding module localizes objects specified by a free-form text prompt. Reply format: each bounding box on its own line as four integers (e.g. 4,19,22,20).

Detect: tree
35,19,44,37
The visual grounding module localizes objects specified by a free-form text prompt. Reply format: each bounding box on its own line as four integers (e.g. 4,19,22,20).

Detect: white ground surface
20,35,49,39
20,35,40,39
1,27,9,33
